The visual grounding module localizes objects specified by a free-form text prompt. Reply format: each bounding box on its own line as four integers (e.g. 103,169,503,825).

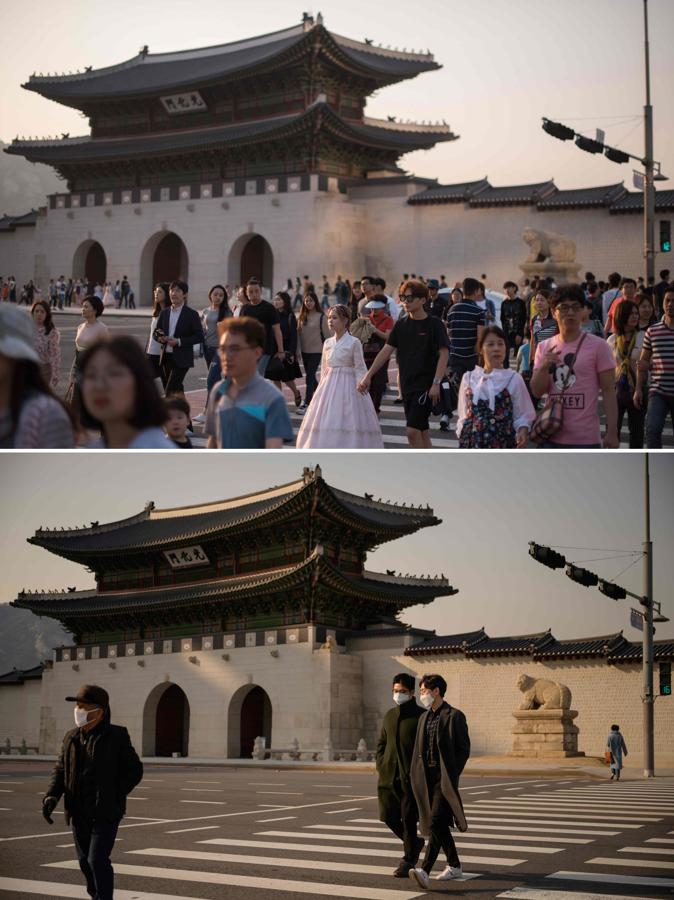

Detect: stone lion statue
522,227,577,264
517,673,572,710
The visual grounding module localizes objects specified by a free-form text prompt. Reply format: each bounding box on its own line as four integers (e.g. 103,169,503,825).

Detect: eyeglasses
400,294,417,302
218,345,255,357
555,303,582,314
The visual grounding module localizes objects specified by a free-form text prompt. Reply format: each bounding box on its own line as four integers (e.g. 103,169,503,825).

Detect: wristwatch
432,377,442,385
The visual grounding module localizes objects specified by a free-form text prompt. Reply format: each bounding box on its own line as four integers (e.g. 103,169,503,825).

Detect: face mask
419,693,435,709
393,692,412,706
74,707,97,728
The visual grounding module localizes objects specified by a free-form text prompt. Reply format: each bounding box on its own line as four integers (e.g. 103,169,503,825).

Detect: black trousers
383,779,421,864
72,818,119,900
161,354,190,396
421,765,460,873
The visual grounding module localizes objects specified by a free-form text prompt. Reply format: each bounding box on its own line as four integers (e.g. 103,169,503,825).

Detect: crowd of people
0,266,672,449
0,275,137,309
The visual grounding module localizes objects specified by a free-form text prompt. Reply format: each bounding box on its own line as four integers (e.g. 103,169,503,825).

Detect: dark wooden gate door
240,686,265,758
155,684,186,756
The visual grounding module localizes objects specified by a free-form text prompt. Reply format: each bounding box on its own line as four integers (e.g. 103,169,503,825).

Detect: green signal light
663,684,672,695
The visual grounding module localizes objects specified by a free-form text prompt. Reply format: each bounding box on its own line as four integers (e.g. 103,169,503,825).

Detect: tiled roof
609,190,674,214
408,179,490,205
6,104,455,166
468,181,557,206
0,210,38,232
23,21,439,106
0,664,44,684
405,628,674,664
537,183,626,210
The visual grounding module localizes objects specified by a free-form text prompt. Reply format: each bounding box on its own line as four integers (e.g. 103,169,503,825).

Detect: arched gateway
143,682,190,757
228,684,272,758
72,239,107,284
139,231,189,306
228,233,273,290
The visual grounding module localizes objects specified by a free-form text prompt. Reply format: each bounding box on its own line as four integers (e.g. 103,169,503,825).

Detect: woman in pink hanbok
296,304,384,448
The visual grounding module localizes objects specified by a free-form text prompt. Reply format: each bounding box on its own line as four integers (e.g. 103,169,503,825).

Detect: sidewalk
3,753,672,780
53,306,152,317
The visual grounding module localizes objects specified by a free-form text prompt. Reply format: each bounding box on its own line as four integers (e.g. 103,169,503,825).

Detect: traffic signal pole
643,0,656,283
643,454,655,777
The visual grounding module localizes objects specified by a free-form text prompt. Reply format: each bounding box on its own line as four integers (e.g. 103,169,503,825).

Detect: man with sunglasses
358,280,449,447
530,284,618,448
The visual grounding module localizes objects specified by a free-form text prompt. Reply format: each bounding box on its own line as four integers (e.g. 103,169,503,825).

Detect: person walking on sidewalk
41,684,143,900
606,723,628,781
408,674,470,889
376,674,424,878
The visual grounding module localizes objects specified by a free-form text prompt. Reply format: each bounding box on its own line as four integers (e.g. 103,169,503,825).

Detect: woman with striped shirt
528,289,558,375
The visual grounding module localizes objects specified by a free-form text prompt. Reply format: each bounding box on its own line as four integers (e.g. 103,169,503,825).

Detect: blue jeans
72,819,119,900
302,352,321,405
646,392,674,449
203,344,217,368
206,355,222,400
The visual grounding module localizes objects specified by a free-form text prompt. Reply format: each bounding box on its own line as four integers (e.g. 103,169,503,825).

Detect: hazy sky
0,452,671,643
1,0,672,191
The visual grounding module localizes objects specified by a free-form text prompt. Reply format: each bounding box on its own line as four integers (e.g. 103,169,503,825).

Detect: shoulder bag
530,333,586,444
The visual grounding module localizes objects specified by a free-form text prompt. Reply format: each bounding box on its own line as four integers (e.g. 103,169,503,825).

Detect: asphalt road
1,763,673,899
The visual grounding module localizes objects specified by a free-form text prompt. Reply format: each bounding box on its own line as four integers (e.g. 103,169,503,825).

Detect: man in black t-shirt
358,280,449,448
239,277,284,374
426,279,449,320
500,281,527,369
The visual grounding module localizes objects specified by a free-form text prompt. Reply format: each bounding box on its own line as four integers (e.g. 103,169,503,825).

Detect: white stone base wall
0,182,664,301
401,654,674,766
0,681,42,749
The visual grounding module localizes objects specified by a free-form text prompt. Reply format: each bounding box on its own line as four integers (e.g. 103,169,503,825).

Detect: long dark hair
208,284,231,322
151,282,170,318
31,299,55,334
7,359,76,433
274,291,293,316
298,291,320,329
614,300,639,336
78,336,167,435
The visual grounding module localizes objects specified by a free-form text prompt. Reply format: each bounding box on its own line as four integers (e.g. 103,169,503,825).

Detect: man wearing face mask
42,685,143,900
408,674,470,889
375,673,424,878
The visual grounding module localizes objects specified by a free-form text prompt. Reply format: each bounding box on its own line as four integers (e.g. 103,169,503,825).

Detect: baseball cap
0,304,40,365
65,684,110,707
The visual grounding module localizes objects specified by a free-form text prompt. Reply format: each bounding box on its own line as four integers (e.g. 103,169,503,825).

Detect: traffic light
575,135,603,154
529,542,566,569
605,147,630,164
565,564,599,587
542,119,575,141
660,220,671,253
660,663,672,697
598,579,627,601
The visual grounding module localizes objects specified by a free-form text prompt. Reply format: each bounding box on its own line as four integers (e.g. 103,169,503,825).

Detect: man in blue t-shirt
205,318,294,449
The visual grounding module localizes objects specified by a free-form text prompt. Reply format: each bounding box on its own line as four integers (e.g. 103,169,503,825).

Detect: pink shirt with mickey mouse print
533,333,615,446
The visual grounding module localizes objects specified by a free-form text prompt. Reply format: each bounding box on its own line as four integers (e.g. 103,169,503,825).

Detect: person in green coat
376,673,425,877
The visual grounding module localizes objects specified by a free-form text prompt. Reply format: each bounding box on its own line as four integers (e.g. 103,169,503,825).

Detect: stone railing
1,738,39,755
252,736,374,762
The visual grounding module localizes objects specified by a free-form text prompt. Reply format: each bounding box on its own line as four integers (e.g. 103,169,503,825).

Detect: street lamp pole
642,454,655,777
643,0,656,283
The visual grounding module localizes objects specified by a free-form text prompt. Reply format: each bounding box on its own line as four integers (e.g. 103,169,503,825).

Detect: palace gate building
2,14,672,294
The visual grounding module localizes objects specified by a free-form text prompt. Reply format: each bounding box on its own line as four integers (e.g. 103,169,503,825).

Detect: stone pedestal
509,708,584,758
519,260,581,285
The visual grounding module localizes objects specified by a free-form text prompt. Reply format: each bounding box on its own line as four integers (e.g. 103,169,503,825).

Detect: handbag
264,355,285,382
530,333,586,444
604,749,613,765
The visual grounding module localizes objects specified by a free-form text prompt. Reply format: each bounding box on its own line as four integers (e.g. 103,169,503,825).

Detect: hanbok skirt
296,366,384,449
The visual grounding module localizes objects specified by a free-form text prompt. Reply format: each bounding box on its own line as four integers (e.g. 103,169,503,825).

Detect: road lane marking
200,837,525,866
165,825,220,834
325,808,362,814
44,859,435,899
548,870,674,888
256,791,303,795
184,780,221,784
0,878,227,899
587,856,674,870
126,847,482,881
248,782,286,786
178,800,227,805
306,825,591,844
348,817,620,834
619,846,674,855
179,788,224,792
498,888,654,899
257,816,298,822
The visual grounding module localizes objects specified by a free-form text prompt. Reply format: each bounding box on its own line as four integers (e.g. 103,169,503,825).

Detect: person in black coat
155,280,204,396
376,673,425,877
408,673,470,888
42,684,143,900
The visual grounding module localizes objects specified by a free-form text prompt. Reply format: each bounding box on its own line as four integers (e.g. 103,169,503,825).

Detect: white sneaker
408,868,430,889
435,865,463,880
192,413,206,424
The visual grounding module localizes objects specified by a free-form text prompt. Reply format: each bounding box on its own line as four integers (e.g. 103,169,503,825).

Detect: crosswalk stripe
44,859,436,899
548,870,674,888
466,805,661,822
303,824,590,845
513,796,674,809
0,877,209,900
497,888,655,899
618,846,674,855
347,817,619,836
126,847,482,880
256,829,560,854
198,837,525,866
587,856,674,870
465,815,641,829
646,837,674,843
325,808,362,814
